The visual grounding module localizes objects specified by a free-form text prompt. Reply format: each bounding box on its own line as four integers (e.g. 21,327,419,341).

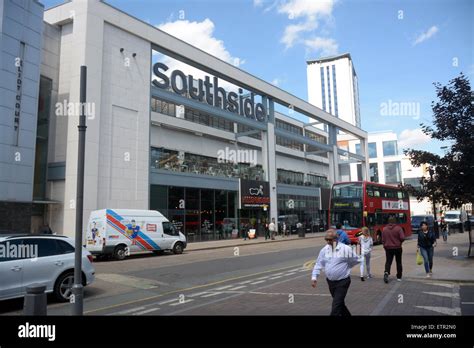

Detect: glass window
320,66,326,111
326,66,332,114
332,64,338,117
383,140,398,157
163,222,179,236
332,183,363,198
168,187,184,210
355,143,361,155
150,185,168,213
356,163,363,181
56,240,75,254
385,161,402,184
33,76,53,200
200,189,214,240
186,188,199,210
0,240,24,262
369,163,379,183
368,143,377,158
23,239,60,258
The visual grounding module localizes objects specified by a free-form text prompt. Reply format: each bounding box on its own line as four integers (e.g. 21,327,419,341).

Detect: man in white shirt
268,218,277,240
311,229,360,316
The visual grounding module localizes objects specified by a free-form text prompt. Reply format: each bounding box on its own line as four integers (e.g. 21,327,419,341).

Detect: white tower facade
307,53,361,128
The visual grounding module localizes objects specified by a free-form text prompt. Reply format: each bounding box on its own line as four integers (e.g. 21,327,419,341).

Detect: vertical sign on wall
14,42,25,146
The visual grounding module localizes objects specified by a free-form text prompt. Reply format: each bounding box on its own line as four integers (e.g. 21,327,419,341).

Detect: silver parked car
0,234,95,302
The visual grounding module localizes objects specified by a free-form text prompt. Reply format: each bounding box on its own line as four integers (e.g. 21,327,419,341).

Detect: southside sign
152,62,267,122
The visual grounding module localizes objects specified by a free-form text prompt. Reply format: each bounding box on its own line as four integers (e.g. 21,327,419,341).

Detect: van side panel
106,209,161,251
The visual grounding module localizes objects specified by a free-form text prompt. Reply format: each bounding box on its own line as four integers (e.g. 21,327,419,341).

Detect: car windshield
411,216,425,223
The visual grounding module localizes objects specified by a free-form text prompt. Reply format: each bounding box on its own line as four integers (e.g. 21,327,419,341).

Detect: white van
444,210,466,224
86,209,187,260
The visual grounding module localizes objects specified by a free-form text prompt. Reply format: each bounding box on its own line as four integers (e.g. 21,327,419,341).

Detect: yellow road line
85,263,307,314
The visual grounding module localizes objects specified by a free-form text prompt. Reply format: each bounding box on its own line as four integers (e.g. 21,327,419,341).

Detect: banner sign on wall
240,179,270,209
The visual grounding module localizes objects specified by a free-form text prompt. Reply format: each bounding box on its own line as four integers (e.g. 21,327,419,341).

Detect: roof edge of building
306,52,352,65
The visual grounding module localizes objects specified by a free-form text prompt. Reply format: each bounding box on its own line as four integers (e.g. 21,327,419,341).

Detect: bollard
23,284,47,316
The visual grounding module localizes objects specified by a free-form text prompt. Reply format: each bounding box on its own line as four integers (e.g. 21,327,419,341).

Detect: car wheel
173,242,184,254
114,245,127,260
54,271,74,302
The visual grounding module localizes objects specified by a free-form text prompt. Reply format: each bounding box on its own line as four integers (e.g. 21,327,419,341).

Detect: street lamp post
72,66,87,315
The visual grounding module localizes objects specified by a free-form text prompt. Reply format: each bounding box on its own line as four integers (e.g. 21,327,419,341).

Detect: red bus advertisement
329,181,412,244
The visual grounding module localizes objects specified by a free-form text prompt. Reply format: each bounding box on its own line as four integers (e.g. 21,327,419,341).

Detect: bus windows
373,188,380,197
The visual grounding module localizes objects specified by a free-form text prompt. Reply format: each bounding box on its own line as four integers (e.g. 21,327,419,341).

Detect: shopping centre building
0,0,369,241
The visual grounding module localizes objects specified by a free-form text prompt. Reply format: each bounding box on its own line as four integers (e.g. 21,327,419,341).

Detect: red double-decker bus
329,181,412,244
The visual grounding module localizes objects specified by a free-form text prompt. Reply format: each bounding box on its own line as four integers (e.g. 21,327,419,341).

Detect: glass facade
326,66,332,114
305,130,327,156
369,163,379,182
151,96,234,132
277,169,304,185
33,76,52,200
383,140,398,157
151,147,264,180
306,174,331,188
368,142,377,158
150,185,237,242
320,66,326,111
275,119,304,151
332,65,338,117
384,161,402,184
277,194,325,232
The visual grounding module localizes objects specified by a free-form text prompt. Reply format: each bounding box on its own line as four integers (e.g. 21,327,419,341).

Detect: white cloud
272,0,337,52
278,0,335,20
398,128,432,149
155,19,245,91
413,25,439,46
281,21,318,48
271,78,282,86
253,0,264,7
303,37,338,56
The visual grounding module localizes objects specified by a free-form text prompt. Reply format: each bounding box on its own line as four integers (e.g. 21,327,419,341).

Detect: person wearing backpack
417,221,437,278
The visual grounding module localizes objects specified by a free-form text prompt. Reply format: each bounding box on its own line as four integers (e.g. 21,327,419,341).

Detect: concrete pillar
327,125,339,183
360,137,370,181
262,98,278,221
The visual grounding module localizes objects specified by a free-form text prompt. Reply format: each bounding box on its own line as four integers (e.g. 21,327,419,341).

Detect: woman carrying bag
417,221,437,278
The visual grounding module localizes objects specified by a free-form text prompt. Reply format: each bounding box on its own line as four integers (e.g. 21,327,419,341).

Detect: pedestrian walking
440,217,448,242
358,227,373,281
264,219,271,240
282,222,287,237
417,221,437,278
335,222,351,245
311,229,360,316
269,218,277,240
382,216,405,283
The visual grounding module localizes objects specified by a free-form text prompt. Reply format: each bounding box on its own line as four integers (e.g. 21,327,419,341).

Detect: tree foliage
402,73,473,209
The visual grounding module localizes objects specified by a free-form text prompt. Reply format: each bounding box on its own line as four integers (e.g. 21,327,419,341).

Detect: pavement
1,230,472,316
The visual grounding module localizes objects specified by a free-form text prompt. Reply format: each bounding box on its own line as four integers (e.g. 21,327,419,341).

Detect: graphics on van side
105,209,161,251
87,220,102,245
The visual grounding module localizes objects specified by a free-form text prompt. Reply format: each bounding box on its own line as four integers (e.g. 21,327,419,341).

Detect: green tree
403,73,473,210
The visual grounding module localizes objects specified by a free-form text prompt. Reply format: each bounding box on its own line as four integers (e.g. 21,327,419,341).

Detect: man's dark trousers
326,277,351,316
384,248,403,279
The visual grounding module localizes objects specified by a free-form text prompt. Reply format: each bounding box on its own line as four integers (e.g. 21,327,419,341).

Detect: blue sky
42,0,473,155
